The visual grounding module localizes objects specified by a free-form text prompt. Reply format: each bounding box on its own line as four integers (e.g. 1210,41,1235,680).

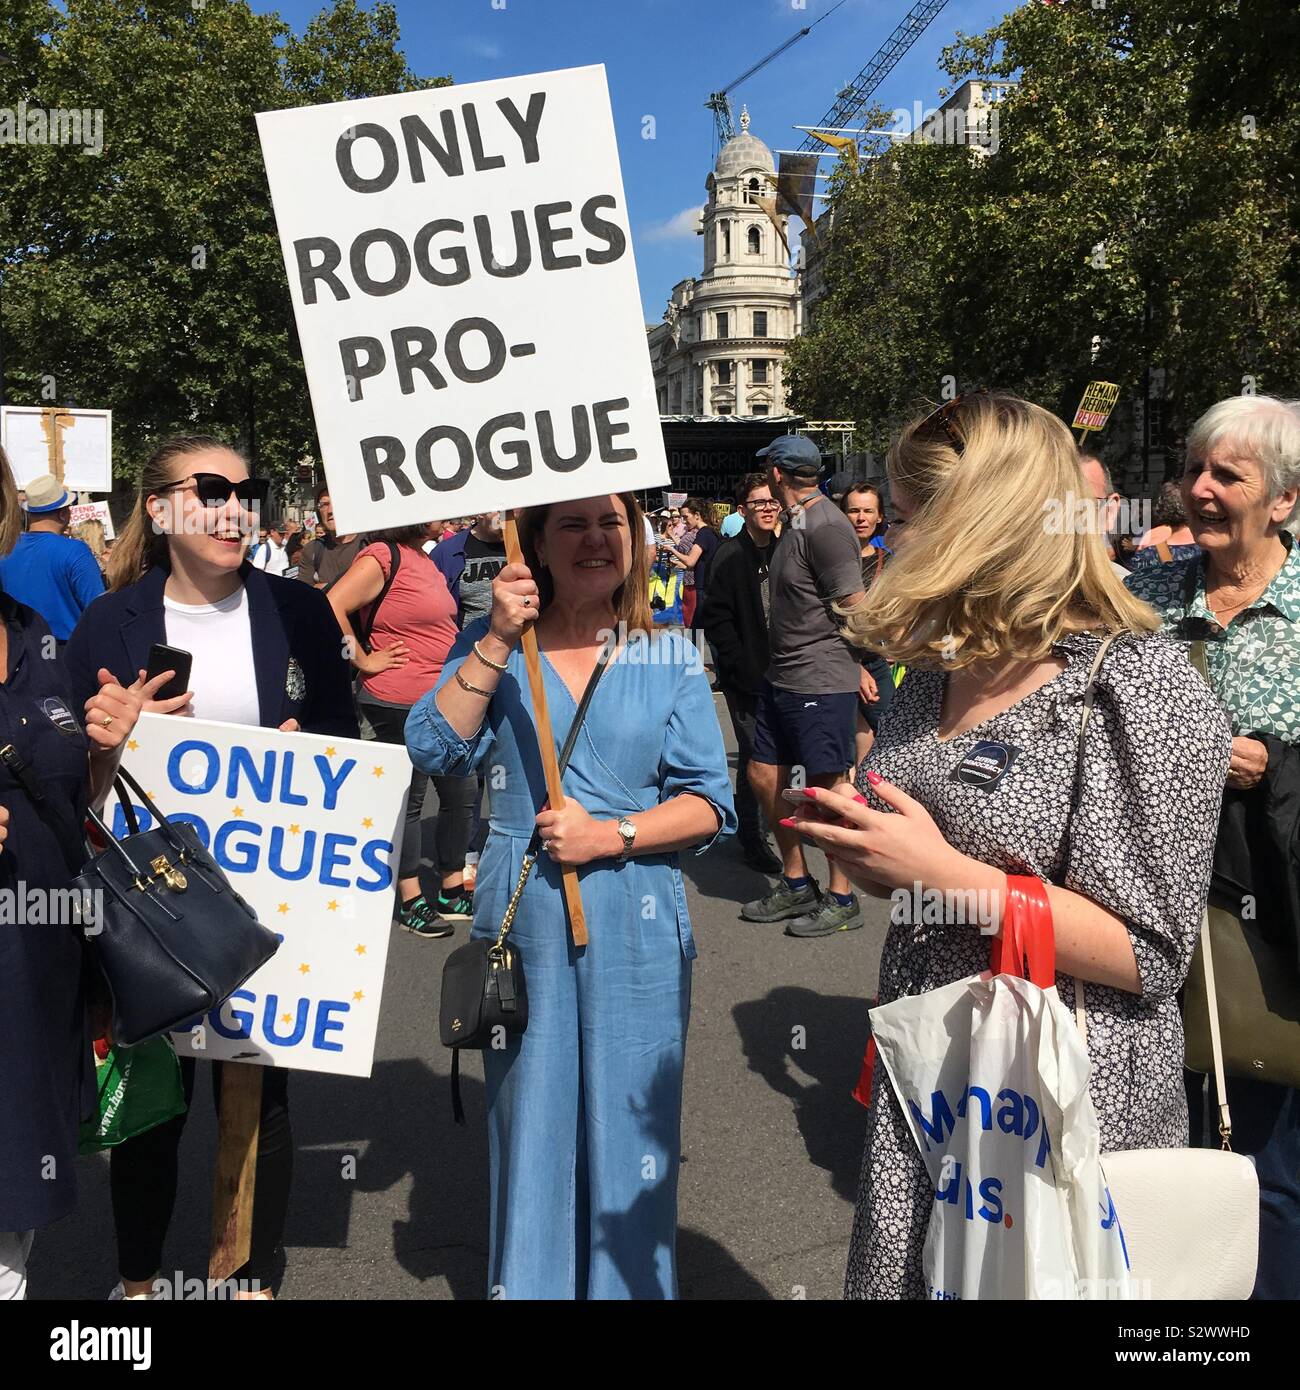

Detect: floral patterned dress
844,631,1231,1299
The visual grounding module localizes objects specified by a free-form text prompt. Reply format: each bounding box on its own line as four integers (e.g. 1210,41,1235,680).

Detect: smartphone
145,643,193,702
779,788,857,826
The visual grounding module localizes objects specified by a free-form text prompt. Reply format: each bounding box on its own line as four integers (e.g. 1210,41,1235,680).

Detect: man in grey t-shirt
742,435,869,938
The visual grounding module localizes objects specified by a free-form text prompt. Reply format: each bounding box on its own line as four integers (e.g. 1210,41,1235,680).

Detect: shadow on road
732,985,871,1205
290,1057,490,1300
28,1057,492,1302
678,1226,773,1299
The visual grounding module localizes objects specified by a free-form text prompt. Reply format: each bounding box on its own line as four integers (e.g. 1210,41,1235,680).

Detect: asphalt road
29,690,891,1301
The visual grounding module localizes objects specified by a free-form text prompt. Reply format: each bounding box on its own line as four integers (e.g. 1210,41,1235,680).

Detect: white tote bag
870,964,1134,1300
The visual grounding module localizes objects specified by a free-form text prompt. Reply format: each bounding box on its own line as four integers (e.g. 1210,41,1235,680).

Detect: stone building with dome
647,108,800,419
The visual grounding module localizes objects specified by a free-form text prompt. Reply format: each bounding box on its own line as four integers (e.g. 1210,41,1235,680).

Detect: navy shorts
751,680,857,779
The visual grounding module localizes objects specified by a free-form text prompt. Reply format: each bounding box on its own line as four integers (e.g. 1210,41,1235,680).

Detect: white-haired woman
782,392,1231,1299
1127,394,1300,1300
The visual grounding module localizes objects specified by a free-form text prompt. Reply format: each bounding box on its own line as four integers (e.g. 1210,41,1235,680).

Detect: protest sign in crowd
1,51,1297,1322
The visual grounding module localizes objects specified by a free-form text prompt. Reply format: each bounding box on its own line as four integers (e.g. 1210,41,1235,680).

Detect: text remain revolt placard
257,65,668,533
108,715,410,1078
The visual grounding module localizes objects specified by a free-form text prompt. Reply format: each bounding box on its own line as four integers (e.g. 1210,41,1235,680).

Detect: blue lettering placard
108,714,410,1078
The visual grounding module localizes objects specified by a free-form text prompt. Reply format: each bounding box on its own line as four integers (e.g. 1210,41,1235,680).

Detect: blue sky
262,0,1016,321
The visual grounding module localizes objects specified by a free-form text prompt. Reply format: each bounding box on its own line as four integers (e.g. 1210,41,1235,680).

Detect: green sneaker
784,897,862,938
740,878,820,923
398,896,454,939
436,887,474,922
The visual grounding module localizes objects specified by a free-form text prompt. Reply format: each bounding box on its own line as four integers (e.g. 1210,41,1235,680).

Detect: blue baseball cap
756,434,824,475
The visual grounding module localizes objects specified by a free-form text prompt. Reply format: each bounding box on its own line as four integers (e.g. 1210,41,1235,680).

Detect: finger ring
102,714,114,729
523,596,531,607
542,839,553,853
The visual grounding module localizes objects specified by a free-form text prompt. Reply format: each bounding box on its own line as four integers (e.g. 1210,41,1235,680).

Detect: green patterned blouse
1126,535,1300,746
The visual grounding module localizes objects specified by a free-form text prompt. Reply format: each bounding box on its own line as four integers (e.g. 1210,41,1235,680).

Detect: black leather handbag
78,767,281,1047
439,638,613,1122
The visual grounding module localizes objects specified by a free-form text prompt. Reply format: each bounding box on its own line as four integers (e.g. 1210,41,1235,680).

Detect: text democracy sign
108,715,409,1078
257,65,669,534
69,498,115,539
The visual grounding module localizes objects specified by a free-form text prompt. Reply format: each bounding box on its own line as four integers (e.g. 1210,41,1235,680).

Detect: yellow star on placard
288,823,301,835
233,806,244,818
127,739,139,751
298,962,310,975
355,943,367,955
325,746,336,757
147,791,157,800
361,817,373,829
277,902,289,915
326,900,339,912
372,765,385,778
281,1013,292,1026
353,990,364,1002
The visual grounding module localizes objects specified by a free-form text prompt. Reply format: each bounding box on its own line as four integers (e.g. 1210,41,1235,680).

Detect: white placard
106,715,410,1078
256,65,668,535
1,406,112,492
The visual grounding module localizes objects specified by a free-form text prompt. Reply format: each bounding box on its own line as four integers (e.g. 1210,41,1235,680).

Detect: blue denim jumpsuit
406,623,735,1299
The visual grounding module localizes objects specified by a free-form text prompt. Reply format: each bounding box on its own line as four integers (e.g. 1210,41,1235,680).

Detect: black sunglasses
916,389,992,456
164,473,271,509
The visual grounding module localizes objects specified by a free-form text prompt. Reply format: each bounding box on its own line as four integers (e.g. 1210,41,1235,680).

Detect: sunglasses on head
915,389,992,456
165,473,271,509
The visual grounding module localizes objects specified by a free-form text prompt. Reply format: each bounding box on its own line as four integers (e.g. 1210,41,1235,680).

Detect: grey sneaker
785,897,862,938
740,878,820,922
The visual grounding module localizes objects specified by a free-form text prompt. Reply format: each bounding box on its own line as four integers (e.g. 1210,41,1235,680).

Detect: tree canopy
784,1,1300,472
0,0,448,491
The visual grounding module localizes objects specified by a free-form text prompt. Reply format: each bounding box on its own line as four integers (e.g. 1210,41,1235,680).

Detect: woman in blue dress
406,490,734,1300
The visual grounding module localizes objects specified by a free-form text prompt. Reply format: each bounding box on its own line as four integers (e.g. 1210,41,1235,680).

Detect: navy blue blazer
0,592,96,1231
65,561,358,739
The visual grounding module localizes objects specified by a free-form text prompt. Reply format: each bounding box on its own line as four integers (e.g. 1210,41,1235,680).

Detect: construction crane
705,0,849,151
796,0,952,153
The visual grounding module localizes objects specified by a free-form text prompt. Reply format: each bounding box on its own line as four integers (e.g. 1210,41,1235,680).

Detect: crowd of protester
2,389,1298,1304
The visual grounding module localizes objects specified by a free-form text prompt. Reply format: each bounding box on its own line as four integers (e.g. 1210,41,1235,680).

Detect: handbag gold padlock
149,855,188,893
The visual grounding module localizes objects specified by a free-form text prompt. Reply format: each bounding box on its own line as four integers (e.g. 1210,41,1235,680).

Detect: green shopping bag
78,1037,187,1154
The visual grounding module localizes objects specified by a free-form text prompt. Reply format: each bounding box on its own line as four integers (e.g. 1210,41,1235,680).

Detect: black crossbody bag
438,638,613,1123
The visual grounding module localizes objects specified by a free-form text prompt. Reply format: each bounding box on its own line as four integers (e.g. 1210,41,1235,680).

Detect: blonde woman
72,518,107,571
784,393,1232,1300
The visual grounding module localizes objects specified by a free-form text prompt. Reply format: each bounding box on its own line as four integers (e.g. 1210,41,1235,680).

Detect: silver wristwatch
615,816,637,861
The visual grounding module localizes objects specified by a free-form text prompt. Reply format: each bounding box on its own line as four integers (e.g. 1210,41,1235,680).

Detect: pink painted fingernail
801,787,819,799
865,770,882,786
778,816,798,829
853,793,870,805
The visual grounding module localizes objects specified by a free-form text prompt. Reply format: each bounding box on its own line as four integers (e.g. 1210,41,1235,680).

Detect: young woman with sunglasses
66,435,357,1299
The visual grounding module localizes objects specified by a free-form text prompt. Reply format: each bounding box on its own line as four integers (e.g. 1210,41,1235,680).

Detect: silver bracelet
472,640,508,673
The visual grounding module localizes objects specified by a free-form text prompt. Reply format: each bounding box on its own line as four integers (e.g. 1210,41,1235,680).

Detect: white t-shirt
643,516,655,547
163,586,261,726
251,537,290,576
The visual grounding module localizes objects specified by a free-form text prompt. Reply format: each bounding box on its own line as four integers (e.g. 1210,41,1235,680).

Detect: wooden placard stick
503,512,589,946
208,1062,263,1285
40,408,76,483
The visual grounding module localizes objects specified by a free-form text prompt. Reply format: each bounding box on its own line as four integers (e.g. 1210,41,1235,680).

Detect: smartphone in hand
144,643,193,702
